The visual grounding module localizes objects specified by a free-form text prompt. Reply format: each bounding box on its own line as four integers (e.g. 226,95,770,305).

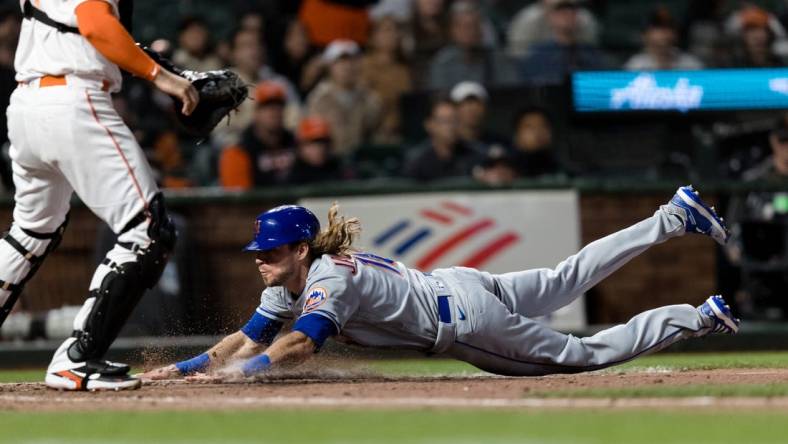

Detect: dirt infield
2,367,788,411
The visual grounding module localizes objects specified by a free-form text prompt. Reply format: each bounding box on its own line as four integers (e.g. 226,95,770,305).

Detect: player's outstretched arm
196,331,315,381
140,330,266,381
261,331,316,368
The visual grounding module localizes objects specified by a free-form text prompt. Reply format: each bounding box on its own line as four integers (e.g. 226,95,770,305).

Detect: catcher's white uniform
3,0,163,391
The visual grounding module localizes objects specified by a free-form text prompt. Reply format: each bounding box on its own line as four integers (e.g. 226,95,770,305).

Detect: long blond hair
309,202,361,258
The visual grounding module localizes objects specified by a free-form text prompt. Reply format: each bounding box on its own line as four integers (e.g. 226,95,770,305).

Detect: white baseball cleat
45,361,141,391
668,185,730,245
698,295,741,334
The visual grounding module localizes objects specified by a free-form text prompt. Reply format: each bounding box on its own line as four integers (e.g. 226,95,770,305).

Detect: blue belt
425,273,457,354
425,274,453,324
437,295,452,323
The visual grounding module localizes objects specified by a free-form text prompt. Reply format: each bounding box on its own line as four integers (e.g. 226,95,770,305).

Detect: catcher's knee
137,193,177,287
0,217,68,300
114,193,177,287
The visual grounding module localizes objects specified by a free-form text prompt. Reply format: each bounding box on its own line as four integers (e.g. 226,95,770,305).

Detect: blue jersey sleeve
241,311,283,344
292,312,338,348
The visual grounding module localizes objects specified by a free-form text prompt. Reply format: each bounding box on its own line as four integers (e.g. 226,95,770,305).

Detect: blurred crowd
3,0,788,329
1,0,788,191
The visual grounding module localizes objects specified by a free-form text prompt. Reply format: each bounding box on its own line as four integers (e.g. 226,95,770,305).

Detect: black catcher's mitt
142,46,249,138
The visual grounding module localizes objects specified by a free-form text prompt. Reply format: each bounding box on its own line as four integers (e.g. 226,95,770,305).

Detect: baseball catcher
0,0,240,391
144,186,739,381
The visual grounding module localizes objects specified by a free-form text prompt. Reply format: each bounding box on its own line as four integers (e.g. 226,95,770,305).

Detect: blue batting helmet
243,205,320,252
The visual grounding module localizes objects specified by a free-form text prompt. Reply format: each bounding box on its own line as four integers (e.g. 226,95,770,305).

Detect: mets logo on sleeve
303,287,328,312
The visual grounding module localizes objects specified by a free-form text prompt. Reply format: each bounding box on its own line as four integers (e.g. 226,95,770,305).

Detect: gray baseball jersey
256,252,442,350
253,205,718,376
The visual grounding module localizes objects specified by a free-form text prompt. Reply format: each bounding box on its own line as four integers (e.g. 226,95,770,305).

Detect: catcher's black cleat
45,360,140,391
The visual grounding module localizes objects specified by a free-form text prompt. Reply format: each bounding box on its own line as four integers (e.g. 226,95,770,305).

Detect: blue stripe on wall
393,228,432,255
373,220,411,246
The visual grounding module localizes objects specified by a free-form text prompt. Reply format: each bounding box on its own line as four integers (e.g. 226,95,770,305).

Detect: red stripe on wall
416,219,494,270
420,209,453,225
460,232,520,269
442,201,473,216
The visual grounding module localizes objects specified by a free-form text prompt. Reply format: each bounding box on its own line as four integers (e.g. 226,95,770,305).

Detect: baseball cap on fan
450,81,489,103
298,117,332,143
739,6,770,30
254,81,287,106
322,40,361,64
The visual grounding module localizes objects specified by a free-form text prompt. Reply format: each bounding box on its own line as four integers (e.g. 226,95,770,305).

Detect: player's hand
152,68,200,116
139,364,181,381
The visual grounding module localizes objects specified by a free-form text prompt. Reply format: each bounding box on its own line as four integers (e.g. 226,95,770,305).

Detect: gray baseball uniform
253,205,715,376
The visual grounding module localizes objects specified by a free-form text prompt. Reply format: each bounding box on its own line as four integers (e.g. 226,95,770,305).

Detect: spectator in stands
473,145,519,186
728,6,786,68
404,98,482,181
727,115,788,256
172,17,223,72
625,7,704,71
286,116,345,184
682,0,730,67
467,0,506,50
218,82,297,190
507,0,599,57
410,0,449,86
306,40,383,155
298,0,373,47
412,0,448,54
370,0,412,23
724,114,788,318
273,19,323,99
212,28,301,147
450,81,505,151
427,1,518,90
510,107,561,177
0,7,20,192
240,10,264,35
0,7,20,68
361,15,413,145
519,0,613,85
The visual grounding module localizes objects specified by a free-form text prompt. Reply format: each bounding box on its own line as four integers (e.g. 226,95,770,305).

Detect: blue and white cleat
698,295,740,334
669,185,729,245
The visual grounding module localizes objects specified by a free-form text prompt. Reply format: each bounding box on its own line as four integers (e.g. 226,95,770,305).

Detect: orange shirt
219,145,253,190
299,0,369,47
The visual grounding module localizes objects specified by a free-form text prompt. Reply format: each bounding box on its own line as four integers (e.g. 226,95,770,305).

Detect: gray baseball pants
435,205,715,376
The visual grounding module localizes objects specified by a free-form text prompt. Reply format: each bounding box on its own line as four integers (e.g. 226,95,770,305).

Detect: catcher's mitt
142,46,249,138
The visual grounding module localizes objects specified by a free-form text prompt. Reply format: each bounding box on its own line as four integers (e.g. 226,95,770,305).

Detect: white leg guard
0,220,68,326
62,193,176,365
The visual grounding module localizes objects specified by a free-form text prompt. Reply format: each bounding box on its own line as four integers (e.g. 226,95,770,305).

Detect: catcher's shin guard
67,194,176,362
0,216,69,327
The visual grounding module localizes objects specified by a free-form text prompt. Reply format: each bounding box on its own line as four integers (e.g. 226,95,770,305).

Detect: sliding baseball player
144,186,739,380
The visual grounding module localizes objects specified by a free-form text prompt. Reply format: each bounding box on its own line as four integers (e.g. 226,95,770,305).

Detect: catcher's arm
141,330,267,380
151,69,199,115
74,1,198,115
